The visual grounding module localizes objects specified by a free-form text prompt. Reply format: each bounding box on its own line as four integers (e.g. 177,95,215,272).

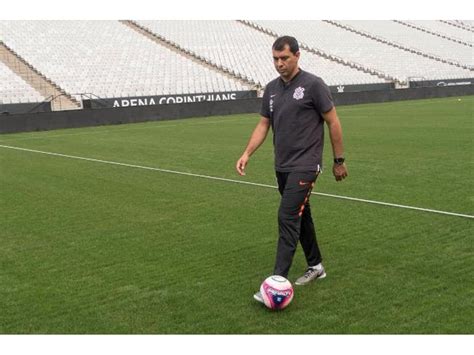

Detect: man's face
272,44,300,81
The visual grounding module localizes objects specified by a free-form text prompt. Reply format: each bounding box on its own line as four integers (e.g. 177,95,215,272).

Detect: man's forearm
243,118,270,157
327,119,344,158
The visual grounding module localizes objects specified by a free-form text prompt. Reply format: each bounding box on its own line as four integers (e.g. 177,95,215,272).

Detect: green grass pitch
0,96,472,334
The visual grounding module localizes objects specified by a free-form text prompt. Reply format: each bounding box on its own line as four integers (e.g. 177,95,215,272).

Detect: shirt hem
275,164,322,173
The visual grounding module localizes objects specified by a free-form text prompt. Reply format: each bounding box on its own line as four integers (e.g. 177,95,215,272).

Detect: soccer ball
260,275,294,310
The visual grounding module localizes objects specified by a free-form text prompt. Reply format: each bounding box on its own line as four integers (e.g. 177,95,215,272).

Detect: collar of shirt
278,68,304,88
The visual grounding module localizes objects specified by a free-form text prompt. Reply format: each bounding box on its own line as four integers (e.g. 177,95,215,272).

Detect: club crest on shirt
293,87,305,100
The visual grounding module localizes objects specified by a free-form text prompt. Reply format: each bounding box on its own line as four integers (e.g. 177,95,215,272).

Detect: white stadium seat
0,61,45,104
252,20,473,83
0,21,252,100
0,20,472,103
137,20,387,87
407,20,473,45
338,20,472,68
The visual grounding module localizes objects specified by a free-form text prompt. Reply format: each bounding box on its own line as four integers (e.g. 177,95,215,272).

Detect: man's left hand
333,163,348,181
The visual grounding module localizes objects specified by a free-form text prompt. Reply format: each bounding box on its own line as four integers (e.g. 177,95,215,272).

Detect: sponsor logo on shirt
293,87,305,100
270,94,276,112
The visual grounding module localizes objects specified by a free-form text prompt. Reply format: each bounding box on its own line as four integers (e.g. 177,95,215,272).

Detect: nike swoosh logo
299,181,310,186
270,94,277,97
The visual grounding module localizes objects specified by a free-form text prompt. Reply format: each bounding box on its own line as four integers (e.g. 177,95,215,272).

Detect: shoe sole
253,294,264,304
295,272,326,286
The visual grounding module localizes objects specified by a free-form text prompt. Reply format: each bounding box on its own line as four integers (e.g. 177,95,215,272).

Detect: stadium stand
0,20,472,110
455,20,474,29
336,20,472,68
440,20,474,34
0,21,252,101
251,20,473,83
0,61,44,104
0,41,80,110
136,20,387,87
405,20,473,45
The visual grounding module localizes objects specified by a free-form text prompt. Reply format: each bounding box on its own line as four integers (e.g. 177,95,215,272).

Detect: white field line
0,144,473,220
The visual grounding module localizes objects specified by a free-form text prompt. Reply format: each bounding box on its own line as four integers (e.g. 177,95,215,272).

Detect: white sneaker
253,291,264,304
295,265,326,286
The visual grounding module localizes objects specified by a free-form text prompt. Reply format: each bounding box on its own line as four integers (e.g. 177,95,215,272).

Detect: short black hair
272,36,299,54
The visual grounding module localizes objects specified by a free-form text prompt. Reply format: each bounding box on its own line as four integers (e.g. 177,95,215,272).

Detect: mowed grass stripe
1,97,471,215
0,150,471,333
0,96,472,333
0,143,472,219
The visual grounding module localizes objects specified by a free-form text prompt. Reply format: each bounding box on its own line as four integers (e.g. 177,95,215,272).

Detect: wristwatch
334,157,345,165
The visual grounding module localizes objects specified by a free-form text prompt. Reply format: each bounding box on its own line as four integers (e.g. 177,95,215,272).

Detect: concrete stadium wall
1,85,473,134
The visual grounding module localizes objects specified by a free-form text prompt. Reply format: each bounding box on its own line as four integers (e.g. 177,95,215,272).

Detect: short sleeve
311,78,334,114
260,86,271,118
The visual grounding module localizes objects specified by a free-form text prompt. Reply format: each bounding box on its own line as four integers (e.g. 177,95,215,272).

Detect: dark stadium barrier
0,101,52,115
409,78,473,89
332,84,474,106
0,97,261,133
329,82,394,93
83,90,258,109
1,85,473,134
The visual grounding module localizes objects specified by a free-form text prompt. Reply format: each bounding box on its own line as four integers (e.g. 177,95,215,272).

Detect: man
235,36,348,303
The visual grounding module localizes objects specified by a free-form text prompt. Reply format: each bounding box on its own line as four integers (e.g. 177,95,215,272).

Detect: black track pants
273,171,322,278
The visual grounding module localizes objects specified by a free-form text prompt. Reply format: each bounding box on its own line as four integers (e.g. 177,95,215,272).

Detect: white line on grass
1,143,473,220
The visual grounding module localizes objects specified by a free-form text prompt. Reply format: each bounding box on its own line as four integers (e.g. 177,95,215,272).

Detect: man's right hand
235,117,270,176
236,153,249,176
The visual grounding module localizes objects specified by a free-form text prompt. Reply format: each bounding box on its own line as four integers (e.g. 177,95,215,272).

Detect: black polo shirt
260,69,334,172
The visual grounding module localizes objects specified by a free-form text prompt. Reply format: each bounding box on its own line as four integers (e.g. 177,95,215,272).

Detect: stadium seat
0,20,472,102
136,20,387,87
252,20,473,83
0,21,252,100
0,61,45,104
